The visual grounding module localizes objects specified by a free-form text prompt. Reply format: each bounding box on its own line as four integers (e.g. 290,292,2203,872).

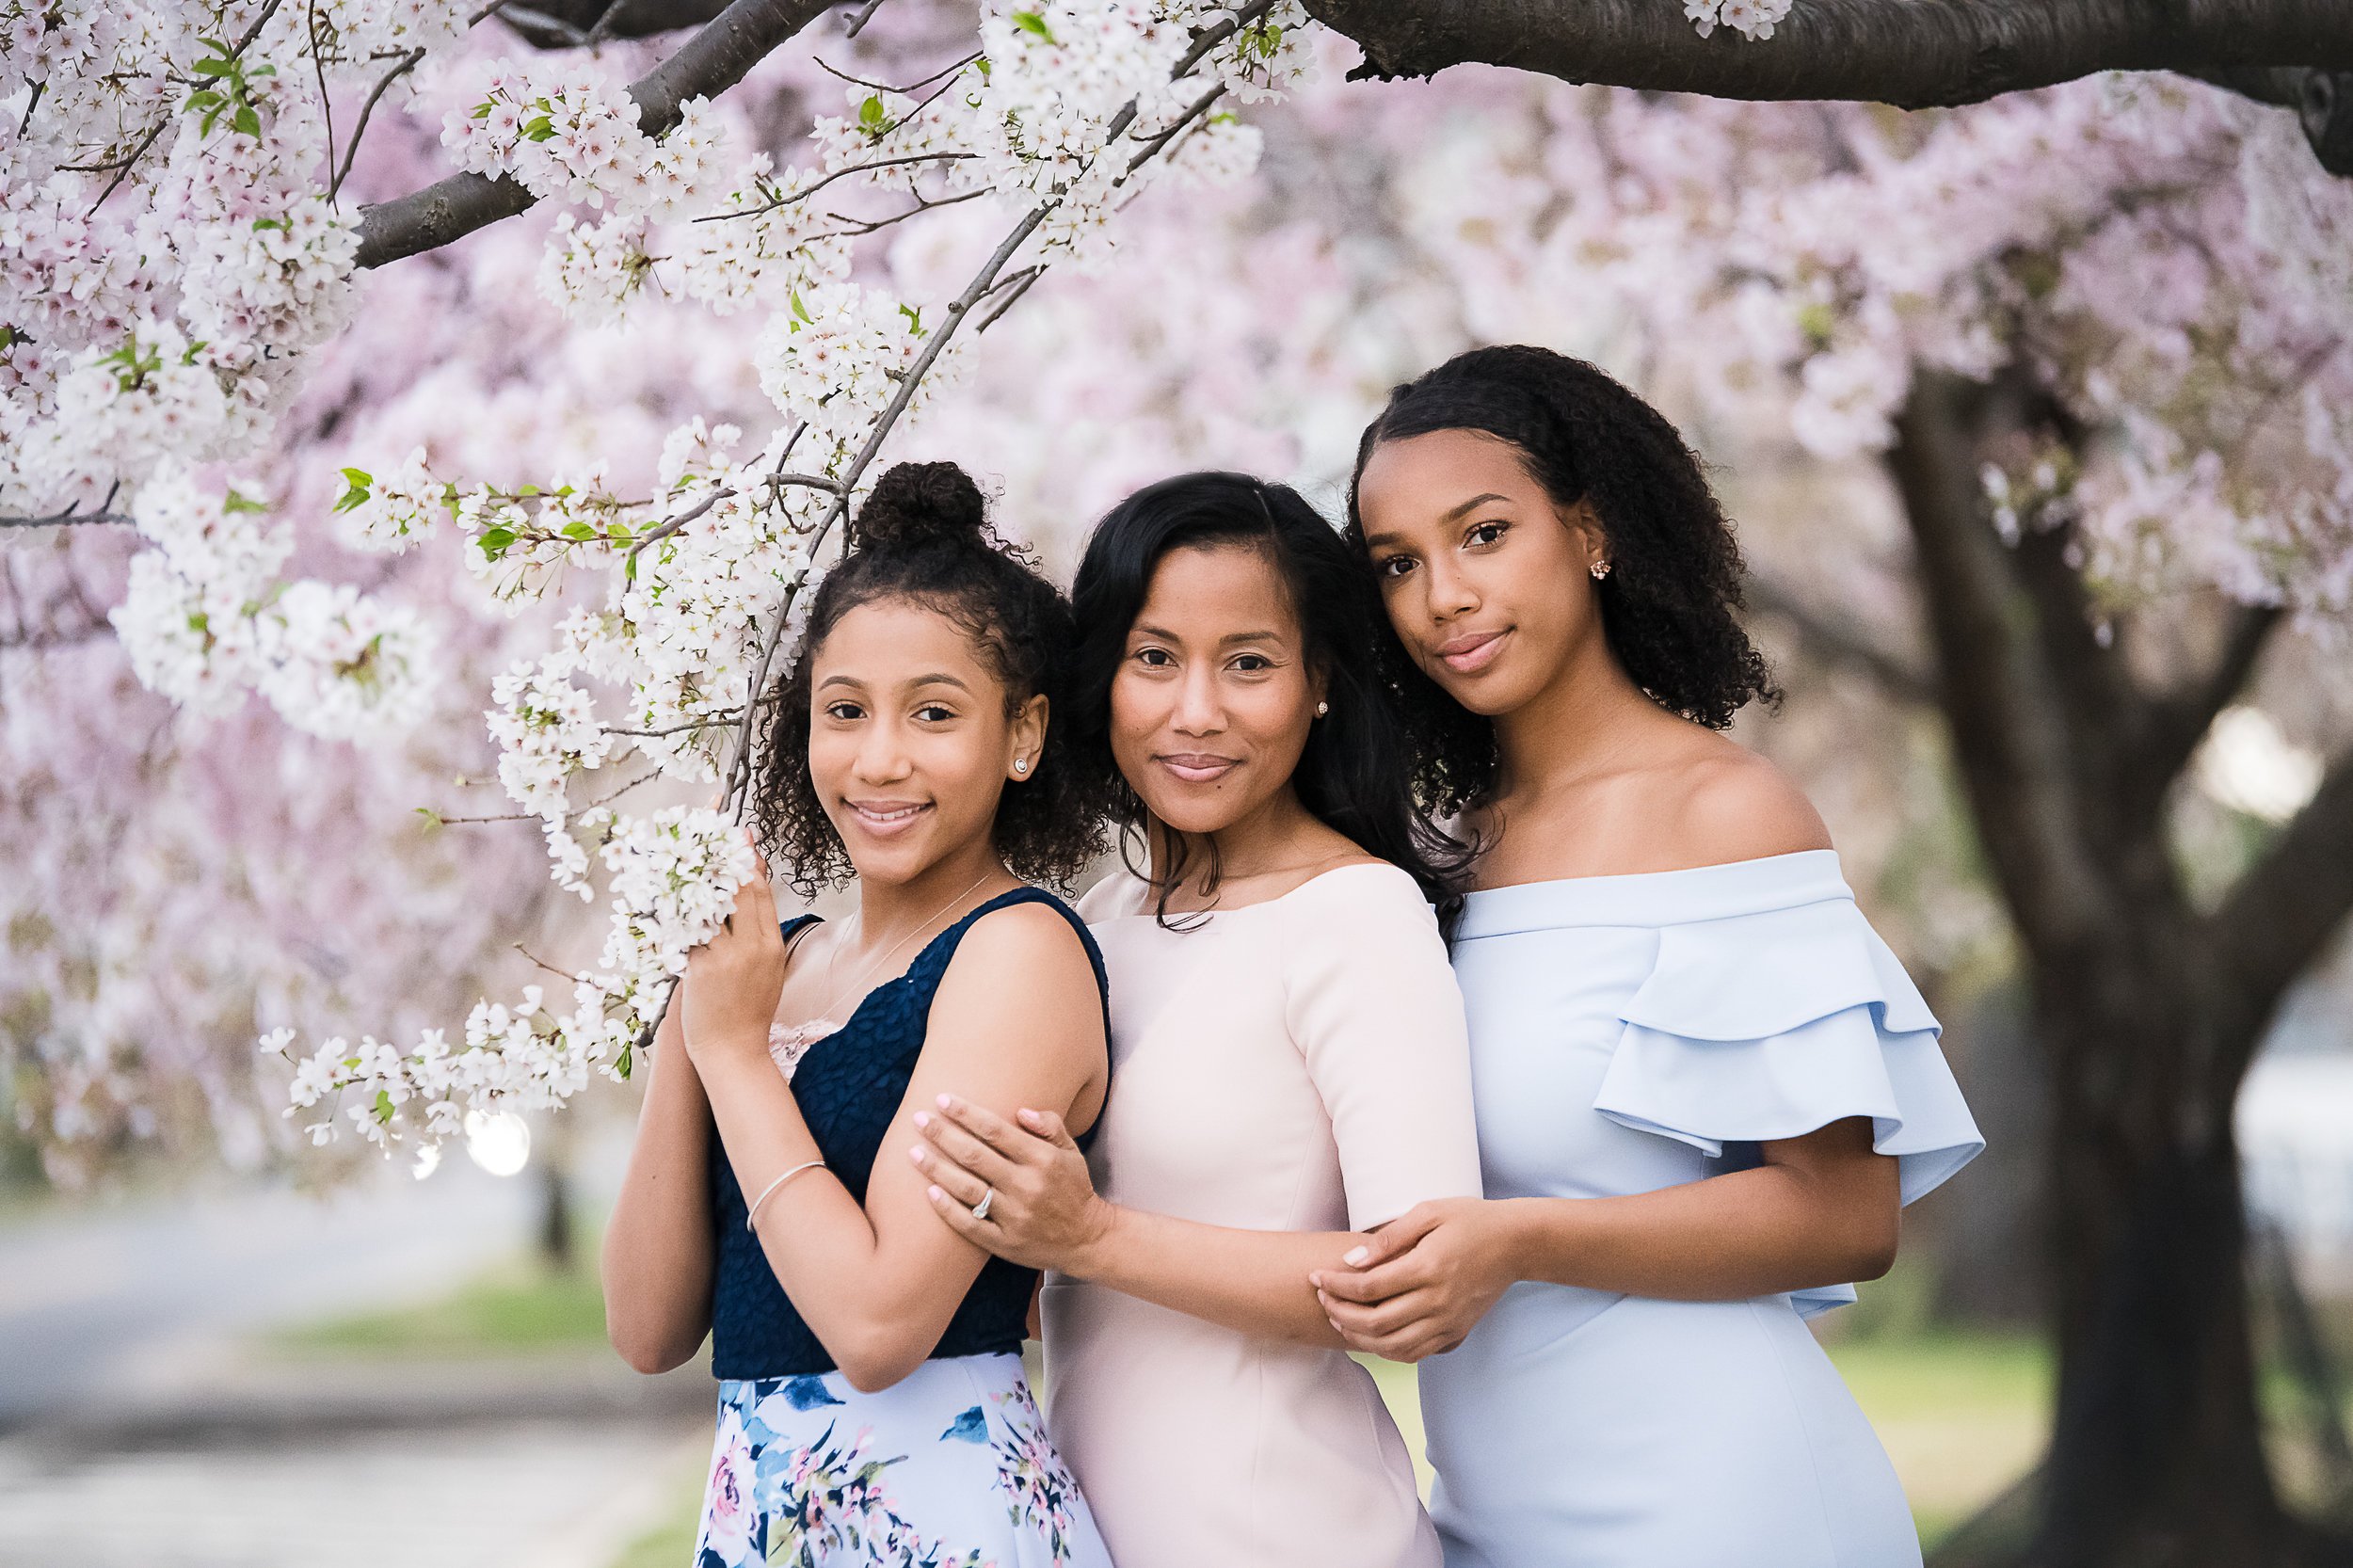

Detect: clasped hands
911,1097,1516,1363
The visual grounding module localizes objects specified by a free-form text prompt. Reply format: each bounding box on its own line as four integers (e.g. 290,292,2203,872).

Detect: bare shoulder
944,898,1096,983
1669,742,1832,865
932,899,1102,1029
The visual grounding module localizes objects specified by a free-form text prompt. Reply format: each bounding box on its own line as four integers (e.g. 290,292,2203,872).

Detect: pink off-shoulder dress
1040,861,1483,1568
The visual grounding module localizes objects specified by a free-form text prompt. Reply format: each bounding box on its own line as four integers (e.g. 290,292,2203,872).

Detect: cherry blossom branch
693,152,975,223
1305,0,2353,172
355,0,841,268
0,486,133,530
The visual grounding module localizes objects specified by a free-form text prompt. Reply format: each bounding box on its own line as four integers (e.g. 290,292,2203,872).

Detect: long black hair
1346,345,1778,816
754,461,1113,899
1067,471,1471,927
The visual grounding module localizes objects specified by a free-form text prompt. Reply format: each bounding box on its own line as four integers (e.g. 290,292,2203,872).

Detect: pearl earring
1013,757,1029,776
1590,560,1611,581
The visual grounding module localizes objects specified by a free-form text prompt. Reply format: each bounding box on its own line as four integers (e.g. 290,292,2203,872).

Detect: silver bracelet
745,1159,826,1233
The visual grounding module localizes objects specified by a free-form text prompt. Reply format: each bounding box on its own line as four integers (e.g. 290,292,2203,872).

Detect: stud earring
1590,560,1611,581
1315,701,1330,717
1013,757,1029,776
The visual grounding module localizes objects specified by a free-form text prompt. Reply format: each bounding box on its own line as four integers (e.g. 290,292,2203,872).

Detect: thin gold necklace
765,868,998,1079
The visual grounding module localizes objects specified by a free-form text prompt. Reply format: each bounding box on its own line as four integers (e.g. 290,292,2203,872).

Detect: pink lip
1155,753,1239,785
845,799,932,838
1433,629,1509,676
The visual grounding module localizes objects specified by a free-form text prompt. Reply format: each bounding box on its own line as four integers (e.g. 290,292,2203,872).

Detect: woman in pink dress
910,472,1483,1568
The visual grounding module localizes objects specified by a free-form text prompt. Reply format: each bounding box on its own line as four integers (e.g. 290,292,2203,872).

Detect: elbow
826,1324,928,1395
608,1316,704,1376
607,1318,696,1365
1844,1209,1901,1284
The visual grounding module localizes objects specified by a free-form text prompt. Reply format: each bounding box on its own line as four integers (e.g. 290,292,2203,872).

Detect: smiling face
1355,427,1609,718
1110,542,1321,842
806,598,1045,887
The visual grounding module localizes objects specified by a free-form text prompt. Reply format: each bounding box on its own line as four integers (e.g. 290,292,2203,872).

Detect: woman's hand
912,1096,1117,1273
1311,1196,1522,1363
680,842,790,1066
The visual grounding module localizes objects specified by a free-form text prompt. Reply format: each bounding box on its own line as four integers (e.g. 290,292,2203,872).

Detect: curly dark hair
752,461,1113,900
1068,472,1472,929
1345,344,1778,816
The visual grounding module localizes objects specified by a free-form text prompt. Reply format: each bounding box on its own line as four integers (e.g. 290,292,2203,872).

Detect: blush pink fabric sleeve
1276,865,1485,1231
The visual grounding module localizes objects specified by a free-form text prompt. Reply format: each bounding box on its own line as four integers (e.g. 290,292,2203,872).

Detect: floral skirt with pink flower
696,1352,1113,1568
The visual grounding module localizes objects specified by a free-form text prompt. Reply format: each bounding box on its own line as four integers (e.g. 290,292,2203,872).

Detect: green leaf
623,551,639,582
898,302,924,336
614,1045,632,1082
478,525,517,560
414,807,443,828
858,94,886,131
191,56,232,77
790,288,812,325
231,104,260,138
185,88,223,113
1010,10,1057,43
186,611,210,634
472,100,495,120
222,488,266,514
521,115,554,142
373,1089,395,1123
562,520,594,540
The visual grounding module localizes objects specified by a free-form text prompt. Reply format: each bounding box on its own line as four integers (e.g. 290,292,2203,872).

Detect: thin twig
3,483,130,530
809,184,986,238
513,942,577,982
583,0,633,47
691,151,973,223
330,44,426,200
1128,82,1225,168
971,265,1043,334
310,2,337,205
841,0,888,39
812,47,980,98
19,80,44,137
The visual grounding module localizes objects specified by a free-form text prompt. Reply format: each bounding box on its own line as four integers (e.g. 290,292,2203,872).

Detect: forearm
1497,1164,1899,1302
1070,1206,1363,1348
600,1035,717,1371
697,1048,958,1370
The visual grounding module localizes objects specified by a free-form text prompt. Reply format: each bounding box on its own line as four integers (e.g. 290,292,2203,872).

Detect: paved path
0,1133,712,1568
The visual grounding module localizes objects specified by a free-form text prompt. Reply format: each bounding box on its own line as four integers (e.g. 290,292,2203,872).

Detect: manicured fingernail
1308,1272,1323,1288
926,1185,943,1201
1343,1246,1369,1266
1017,1108,1044,1127
913,1112,930,1128
936,1094,954,1110
908,1145,926,1164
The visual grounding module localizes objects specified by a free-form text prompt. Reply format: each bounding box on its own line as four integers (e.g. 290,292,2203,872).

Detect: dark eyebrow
1443,492,1512,522
1220,630,1284,647
1363,492,1513,551
910,673,972,693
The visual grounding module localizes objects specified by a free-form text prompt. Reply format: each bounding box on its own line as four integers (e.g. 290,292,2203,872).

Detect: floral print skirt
695,1352,1113,1568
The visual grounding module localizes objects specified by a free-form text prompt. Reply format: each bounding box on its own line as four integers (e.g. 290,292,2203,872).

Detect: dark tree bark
1883,371,2353,1566
1302,0,2353,173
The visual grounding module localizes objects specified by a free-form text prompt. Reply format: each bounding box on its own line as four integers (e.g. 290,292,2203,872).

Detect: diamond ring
970,1186,995,1222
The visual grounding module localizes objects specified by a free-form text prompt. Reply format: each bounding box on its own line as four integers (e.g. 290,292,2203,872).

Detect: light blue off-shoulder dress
1420,850,1984,1568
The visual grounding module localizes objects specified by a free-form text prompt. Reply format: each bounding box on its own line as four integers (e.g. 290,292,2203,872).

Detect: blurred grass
267,1256,611,1358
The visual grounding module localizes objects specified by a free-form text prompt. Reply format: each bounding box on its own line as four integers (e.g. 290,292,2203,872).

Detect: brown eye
1466,521,1509,548
1133,647,1175,668
824,701,864,721
1376,555,1416,579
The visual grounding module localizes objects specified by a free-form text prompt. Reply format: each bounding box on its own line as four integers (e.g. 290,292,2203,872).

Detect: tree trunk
2035,1000,2285,1564
1886,370,2353,1567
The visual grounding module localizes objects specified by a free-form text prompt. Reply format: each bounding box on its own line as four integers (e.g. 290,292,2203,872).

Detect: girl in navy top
600,461,1120,1568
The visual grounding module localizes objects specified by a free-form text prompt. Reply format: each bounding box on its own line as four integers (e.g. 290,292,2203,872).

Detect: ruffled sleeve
1592,894,1985,1315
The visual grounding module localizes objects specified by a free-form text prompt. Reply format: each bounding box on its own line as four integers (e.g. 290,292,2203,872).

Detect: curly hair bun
856,461,989,551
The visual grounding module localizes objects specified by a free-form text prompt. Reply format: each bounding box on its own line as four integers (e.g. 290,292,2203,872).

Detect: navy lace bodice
707,886,1110,1381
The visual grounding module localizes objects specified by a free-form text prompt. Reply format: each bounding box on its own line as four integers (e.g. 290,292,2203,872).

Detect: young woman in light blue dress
1319,345,1986,1568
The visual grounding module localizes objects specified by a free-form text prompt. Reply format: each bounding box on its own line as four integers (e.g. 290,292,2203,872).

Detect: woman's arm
599,998,718,1374
685,875,1108,1392
916,1100,1362,1349
1314,1117,1899,1362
